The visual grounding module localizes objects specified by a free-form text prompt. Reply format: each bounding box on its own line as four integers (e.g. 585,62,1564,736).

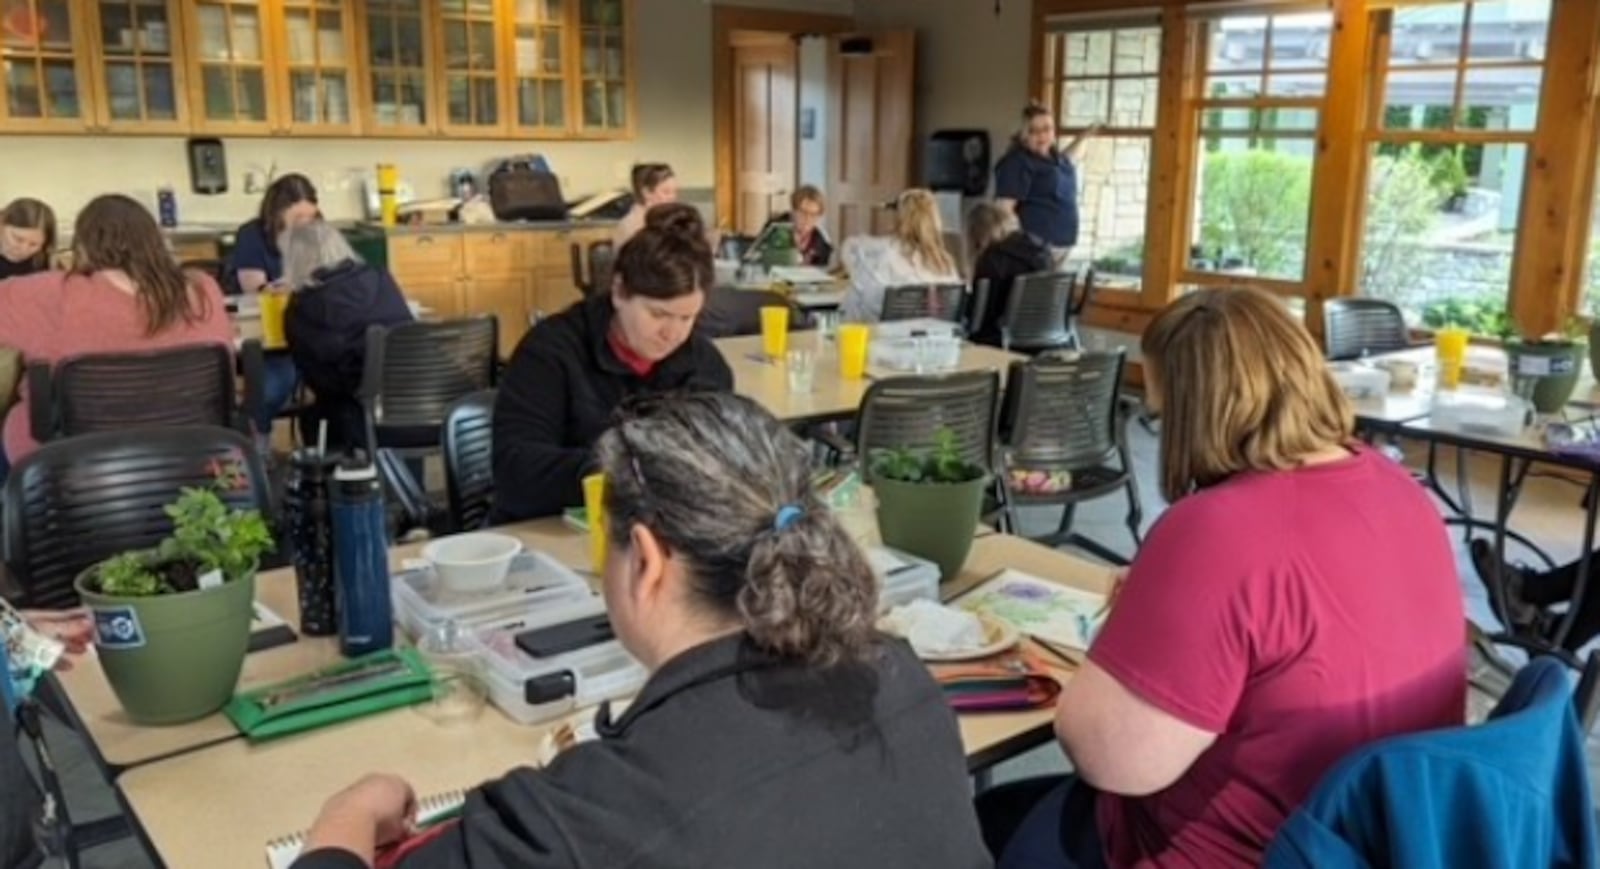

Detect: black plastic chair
698,287,797,338
2,427,271,609
1000,271,1078,354
28,343,244,444
998,350,1142,565
360,317,498,531
442,390,496,533
856,370,1001,481
1323,298,1410,361
571,240,617,299
879,283,968,323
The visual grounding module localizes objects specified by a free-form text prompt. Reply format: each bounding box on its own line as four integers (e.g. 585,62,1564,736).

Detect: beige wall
0,0,853,226
855,0,1034,185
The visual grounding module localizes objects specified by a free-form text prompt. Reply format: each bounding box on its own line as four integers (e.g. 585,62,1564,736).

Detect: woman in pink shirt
0,194,234,470
981,288,1465,868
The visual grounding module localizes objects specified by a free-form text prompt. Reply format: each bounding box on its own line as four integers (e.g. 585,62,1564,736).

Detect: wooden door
0,0,96,132
276,0,360,135
86,0,189,133
463,274,533,354
356,0,435,137
826,31,915,241
732,37,798,237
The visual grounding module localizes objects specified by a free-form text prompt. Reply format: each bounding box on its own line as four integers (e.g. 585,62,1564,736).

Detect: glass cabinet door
576,0,626,132
90,0,185,131
184,0,272,132
362,0,432,135
439,0,504,134
280,0,356,132
1,0,90,129
509,0,564,134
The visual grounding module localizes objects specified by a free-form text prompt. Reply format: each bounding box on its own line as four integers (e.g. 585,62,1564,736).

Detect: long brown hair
630,163,674,200
894,189,957,276
1141,288,1353,503
1,197,57,270
72,194,210,336
259,173,318,252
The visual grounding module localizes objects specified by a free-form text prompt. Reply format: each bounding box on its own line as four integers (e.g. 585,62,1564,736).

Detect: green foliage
1361,147,1445,300
1198,149,1312,277
870,430,987,485
1420,297,1514,340
1427,145,1470,198
93,464,275,598
1091,238,1144,275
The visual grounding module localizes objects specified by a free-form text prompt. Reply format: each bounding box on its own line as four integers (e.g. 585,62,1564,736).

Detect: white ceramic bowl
423,532,521,594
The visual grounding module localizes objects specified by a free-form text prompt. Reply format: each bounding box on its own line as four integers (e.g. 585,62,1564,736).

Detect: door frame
711,5,853,230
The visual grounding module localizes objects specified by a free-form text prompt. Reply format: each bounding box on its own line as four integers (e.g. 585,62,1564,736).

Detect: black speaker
926,129,991,197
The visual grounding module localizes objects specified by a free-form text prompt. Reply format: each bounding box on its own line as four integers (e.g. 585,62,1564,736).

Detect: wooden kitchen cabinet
85,0,190,133
0,0,95,132
464,274,534,355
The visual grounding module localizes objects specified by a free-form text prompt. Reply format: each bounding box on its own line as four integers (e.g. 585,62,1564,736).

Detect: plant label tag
198,569,224,590
1517,355,1553,377
93,607,146,650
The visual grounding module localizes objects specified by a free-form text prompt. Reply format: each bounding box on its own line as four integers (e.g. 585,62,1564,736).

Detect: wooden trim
711,5,853,230
1140,5,1191,308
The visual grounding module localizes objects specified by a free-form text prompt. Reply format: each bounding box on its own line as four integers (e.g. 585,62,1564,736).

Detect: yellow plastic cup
760,306,789,359
259,291,290,350
839,323,871,380
582,472,607,575
1435,326,1469,389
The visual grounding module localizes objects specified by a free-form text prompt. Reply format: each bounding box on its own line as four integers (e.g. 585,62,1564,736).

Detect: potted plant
1508,319,1587,415
75,463,275,725
870,431,991,583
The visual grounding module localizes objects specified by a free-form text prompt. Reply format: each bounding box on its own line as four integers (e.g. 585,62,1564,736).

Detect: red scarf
607,327,657,377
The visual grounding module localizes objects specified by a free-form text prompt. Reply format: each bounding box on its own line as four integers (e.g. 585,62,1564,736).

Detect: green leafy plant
93,462,275,598
1421,296,1515,340
1198,149,1313,278
870,430,987,485
1428,145,1470,200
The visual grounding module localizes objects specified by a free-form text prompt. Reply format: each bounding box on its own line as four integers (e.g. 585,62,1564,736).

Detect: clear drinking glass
786,349,816,393
415,620,487,725
813,310,840,342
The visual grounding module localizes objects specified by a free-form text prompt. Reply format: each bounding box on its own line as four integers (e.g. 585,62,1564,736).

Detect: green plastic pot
75,559,256,725
1509,341,1584,414
874,474,991,583
1588,324,1600,386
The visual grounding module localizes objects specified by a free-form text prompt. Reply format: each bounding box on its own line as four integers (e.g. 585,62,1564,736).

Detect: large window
1040,14,1160,286
1188,11,1331,283
1360,0,1550,331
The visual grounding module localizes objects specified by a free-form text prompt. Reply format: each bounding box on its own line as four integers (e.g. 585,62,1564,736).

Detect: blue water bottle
331,456,393,657
156,186,178,228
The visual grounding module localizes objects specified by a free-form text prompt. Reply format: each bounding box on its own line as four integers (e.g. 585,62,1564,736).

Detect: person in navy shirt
993,102,1100,266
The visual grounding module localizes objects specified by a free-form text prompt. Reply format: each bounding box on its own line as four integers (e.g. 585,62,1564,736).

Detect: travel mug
331,456,393,657
285,448,340,636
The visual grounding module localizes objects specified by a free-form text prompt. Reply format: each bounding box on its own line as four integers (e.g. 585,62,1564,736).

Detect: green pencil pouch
225,648,436,741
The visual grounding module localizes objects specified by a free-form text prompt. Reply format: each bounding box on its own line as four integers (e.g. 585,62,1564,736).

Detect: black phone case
514,616,615,658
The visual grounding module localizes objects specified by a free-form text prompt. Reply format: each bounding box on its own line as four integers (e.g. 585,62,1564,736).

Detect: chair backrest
1,426,271,609
32,343,238,443
442,390,496,533
1323,298,1409,361
1002,271,1076,350
589,242,616,298
698,287,795,338
361,317,498,431
880,283,967,323
1004,350,1127,469
1263,657,1599,869
856,371,1000,480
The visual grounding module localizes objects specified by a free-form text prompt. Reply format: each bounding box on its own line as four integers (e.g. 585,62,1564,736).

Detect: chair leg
1055,502,1078,537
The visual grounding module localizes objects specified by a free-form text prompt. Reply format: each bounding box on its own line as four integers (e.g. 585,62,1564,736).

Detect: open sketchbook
265,790,466,869
954,570,1108,659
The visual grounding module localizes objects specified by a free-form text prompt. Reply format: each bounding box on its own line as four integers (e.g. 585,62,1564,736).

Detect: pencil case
933,651,1062,713
224,648,436,741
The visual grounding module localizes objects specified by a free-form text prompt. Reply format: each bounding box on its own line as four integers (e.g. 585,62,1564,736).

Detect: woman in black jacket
292,393,991,869
491,205,733,522
967,201,1055,348
281,222,414,449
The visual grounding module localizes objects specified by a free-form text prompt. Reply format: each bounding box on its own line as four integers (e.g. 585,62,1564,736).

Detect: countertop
383,218,617,235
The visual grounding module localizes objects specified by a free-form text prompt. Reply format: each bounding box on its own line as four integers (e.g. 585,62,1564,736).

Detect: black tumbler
286,449,341,636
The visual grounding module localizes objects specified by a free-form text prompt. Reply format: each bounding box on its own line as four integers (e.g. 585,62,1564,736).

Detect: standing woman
0,195,234,475
0,198,57,281
612,162,679,248
838,189,961,323
993,103,1100,266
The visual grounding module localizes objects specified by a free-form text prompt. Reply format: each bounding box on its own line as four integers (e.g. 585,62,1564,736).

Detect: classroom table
716,332,1023,425
113,529,1111,868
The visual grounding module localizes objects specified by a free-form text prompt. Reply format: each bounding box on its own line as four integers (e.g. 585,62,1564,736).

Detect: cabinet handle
417,236,434,245
491,233,506,243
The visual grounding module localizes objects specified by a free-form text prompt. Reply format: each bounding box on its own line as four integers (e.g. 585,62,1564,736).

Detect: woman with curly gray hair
292,392,990,869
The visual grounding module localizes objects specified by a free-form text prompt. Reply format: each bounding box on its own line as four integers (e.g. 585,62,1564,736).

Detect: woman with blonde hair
980,288,1465,867
966,201,1052,346
839,188,961,322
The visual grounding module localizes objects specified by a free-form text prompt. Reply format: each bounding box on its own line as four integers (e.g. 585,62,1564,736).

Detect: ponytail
739,499,877,668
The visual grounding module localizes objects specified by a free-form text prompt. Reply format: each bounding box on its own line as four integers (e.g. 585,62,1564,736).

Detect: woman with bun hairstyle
492,203,733,522
993,102,1100,265
292,392,991,869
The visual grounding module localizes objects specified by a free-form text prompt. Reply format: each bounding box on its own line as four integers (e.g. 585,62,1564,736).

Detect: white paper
866,547,908,577
955,569,1108,651
198,569,224,590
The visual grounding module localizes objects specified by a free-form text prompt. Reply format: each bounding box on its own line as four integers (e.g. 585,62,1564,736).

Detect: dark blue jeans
977,775,1106,869
257,353,300,436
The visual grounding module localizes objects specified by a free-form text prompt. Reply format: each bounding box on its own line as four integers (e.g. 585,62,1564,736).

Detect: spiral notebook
264,790,466,869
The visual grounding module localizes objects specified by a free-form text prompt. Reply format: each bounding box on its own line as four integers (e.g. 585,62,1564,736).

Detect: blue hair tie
773,504,804,532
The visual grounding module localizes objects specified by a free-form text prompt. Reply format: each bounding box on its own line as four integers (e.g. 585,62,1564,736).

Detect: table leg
1552,473,1600,651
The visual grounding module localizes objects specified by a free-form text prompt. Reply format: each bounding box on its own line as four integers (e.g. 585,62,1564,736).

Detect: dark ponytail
615,203,713,299
597,393,879,668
